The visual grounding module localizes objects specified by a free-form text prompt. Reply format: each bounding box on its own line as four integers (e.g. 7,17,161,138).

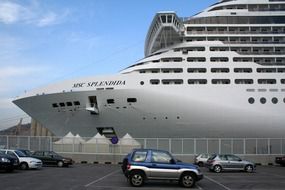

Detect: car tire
20,162,29,170
213,165,222,173
245,165,254,173
129,171,145,187
198,162,204,167
180,173,196,188
57,161,64,167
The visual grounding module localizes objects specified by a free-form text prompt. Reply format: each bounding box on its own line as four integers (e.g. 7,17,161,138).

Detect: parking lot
1,164,285,190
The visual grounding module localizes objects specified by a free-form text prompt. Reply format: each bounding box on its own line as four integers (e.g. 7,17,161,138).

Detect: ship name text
72,80,126,88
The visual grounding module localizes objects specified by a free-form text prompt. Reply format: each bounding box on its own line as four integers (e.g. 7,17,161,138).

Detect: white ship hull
13,74,285,138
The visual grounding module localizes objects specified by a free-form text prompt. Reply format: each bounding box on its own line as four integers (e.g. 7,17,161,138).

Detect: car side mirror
176,159,182,163
170,159,176,164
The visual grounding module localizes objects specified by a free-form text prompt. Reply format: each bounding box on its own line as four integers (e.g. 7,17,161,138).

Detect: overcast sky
0,0,216,130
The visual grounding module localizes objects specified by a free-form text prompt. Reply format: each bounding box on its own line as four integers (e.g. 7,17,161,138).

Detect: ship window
260,97,266,104
107,99,115,104
127,98,137,103
234,68,252,73
281,79,285,84
162,79,183,85
248,97,255,104
66,102,72,106
211,68,229,73
139,70,146,73
74,101,80,106
150,79,160,85
278,68,285,73
140,81,144,85
187,57,206,62
257,68,278,73
258,79,276,84
59,102,65,107
284,98,285,103
188,79,207,84
212,79,230,84
272,97,278,104
161,15,166,23
52,103,58,108
210,57,229,62
235,79,254,84
167,15,172,23
161,68,183,73
187,68,207,73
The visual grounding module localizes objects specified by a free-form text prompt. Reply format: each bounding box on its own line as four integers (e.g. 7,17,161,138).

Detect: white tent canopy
86,133,110,144
119,133,140,146
54,132,85,144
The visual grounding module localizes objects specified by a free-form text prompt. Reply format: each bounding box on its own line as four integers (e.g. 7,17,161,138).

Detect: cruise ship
13,0,285,139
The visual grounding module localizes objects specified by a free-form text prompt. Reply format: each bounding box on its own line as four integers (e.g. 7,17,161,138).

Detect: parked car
275,156,285,166
206,154,255,173
194,154,212,167
0,149,42,170
0,151,19,172
17,149,33,157
123,149,203,188
32,151,73,167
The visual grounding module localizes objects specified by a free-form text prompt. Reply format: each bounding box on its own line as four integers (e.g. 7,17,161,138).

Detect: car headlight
30,161,36,163
1,158,11,163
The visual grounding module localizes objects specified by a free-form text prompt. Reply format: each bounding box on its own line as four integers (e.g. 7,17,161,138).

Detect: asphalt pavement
1,164,285,190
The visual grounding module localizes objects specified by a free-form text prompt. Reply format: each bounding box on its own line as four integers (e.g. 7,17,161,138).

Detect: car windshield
15,150,27,157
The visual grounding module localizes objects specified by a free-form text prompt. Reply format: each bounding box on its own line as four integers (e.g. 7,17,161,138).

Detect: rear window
208,154,217,160
132,151,147,162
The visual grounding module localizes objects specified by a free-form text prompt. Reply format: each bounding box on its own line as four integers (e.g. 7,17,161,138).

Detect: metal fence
0,136,284,155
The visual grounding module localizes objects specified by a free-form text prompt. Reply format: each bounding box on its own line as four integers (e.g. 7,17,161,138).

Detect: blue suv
122,149,203,188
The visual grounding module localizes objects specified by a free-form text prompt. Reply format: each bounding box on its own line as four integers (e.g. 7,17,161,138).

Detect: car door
44,151,57,165
149,150,180,179
218,155,230,169
227,155,244,169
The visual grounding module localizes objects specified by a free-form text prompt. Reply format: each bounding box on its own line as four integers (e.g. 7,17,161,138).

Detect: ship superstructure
14,0,285,139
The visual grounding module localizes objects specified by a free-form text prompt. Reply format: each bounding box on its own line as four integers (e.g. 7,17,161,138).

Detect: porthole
283,98,285,103
272,97,278,104
177,116,180,119
165,117,168,119
66,102,72,106
248,97,255,104
59,102,65,107
140,81,144,85
260,97,266,104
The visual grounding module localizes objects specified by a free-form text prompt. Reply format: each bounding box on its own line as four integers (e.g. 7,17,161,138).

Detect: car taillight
282,157,285,161
127,164,131,170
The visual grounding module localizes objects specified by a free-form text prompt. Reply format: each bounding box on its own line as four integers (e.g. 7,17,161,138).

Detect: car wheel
57,161,64,167
20,163,29,170
129,171,145,187
198,162,204,167
213,165,222,173
180,173,196,188
245,165,254,173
